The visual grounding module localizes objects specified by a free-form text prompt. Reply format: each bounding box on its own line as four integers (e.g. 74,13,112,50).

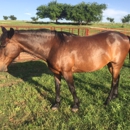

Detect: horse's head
0,26,20,72
0,26,14,47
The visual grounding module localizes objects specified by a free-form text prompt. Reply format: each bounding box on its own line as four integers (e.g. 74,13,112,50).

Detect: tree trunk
56,18,58,23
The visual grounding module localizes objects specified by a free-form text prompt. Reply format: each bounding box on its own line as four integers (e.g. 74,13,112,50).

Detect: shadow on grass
74,76,110,94
7,60,113,105
73,74,111,104
123,56,130,68
8,60,55,103
123,63,130,68
26,21,91,26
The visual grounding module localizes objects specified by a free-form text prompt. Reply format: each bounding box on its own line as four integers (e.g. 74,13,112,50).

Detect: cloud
25,13,31,16
103,9,128,22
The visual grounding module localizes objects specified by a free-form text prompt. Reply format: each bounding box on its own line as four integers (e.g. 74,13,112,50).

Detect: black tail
127,35,130,61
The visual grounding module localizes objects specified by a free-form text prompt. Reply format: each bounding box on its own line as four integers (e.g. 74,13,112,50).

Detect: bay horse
0,26,130,112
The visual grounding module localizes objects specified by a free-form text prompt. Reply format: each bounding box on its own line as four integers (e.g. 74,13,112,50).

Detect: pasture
0,20,130,35
0,21,130,129
0,58,130,130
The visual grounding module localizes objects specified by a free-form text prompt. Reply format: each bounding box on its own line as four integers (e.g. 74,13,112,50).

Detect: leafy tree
121,14,130,24
121,17,127,24
9,15,17,20
37,1,67,23
66,2,86,24
86,3,107,24
36,1,107,24
31,17,39,22
3,16,8,20
66,2,107,24
36,5,49,19
107,17,114,23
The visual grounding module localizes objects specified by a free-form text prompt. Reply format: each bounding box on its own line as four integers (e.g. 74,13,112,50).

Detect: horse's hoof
51,104,59,111
51,106,58,111
71,108,79,112
104,102,107,106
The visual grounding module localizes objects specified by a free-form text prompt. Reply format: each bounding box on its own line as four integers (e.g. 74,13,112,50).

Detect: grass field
0,20,130,35
0,20,130,28
0,21,130,129
0,58,130,130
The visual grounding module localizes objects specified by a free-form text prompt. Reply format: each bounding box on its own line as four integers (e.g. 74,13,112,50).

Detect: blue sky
0,0,129,22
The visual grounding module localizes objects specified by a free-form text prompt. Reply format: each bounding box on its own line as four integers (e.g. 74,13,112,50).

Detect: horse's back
48,31,130,73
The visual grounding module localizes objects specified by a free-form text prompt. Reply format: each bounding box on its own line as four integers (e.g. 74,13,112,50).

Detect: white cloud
25,13,31,16
103,9,128,22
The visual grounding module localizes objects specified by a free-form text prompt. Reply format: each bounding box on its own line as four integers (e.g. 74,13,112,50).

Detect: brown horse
0,26,130,112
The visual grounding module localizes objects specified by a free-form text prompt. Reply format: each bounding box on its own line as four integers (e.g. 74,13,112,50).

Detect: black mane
14,28,77,43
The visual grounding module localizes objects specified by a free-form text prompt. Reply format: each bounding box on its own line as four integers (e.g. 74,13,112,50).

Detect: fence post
78,28,80,35
51,27,53,30
72,28,74,34
16,27,19,30
86,29,89,36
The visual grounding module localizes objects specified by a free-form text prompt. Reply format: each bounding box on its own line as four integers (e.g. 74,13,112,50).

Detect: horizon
0,0,129,23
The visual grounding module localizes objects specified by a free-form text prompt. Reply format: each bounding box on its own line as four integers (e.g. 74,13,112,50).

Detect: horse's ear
1,26,7,33
8,28,14,39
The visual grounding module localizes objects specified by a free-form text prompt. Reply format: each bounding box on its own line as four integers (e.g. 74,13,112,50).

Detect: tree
121,14,130,24
36,1,107,24
85,3,107,24
9,15,17,20
31,17,39,22
37,1,67,23
66,2,86,24
48,1,63,22
36,5,49,19
66,2,107,24
3,16,8,20
107,17,114,23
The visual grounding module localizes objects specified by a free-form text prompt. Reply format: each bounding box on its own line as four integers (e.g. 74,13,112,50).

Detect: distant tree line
30,17,39,22
36,1,107,24
3,15,39,22
2,1,130,24
106,17,114,23
107,14,130,24
3,15,17,20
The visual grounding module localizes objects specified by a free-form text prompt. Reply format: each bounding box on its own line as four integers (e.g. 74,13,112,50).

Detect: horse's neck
16,33,55,61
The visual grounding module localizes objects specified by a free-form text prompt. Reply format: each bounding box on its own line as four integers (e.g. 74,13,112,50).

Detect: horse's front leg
63,71,79,112
51,73,61,110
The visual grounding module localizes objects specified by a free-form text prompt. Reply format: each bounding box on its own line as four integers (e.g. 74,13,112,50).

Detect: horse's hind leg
104,63,121,105
108,63,120,98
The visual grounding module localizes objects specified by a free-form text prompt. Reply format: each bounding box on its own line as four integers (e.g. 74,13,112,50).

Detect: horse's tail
127,35,130,61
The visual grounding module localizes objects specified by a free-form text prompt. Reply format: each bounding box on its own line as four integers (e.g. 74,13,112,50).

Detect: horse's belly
72,58,108,73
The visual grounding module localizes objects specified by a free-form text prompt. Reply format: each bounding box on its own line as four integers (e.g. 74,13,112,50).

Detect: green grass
0,20,130,32
0,20,130,28
0,56,130,130
1,20,130,36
